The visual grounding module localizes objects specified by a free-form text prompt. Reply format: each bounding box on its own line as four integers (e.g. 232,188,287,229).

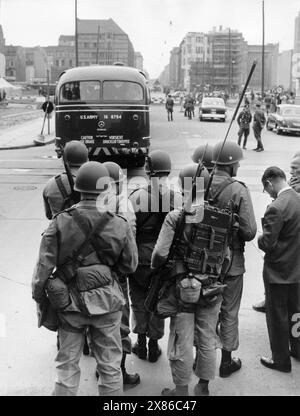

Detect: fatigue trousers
219,274,243,352
120,277,132,354
253,124,264,149
54,311,122,396
237,127,250,147
264,280,300,365
129,265,165,340
168,300,221,386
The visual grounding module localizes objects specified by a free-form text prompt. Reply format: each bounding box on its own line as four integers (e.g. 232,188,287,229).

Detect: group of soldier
32,136,299,396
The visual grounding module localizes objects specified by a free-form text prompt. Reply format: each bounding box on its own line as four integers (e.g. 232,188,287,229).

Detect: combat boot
148,339,162,363
132,334,147,360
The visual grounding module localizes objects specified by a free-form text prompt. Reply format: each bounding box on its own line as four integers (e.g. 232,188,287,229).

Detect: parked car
266,104,300,135
199,97,226,122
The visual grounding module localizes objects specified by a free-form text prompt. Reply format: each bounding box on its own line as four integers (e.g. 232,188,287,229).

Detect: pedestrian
252,152,300,314
151,164,226,396
96,161,140,387
43,140,88,220
165,94,174,121
259,166,300,372
264,94,271,115
208,141,257,378
191,144,214,173
252,103,266,152
128,150,181,364
32,161,138,396
185,96,193,120
237,105,252,149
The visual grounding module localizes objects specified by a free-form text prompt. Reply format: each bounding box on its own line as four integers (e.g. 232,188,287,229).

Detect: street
0,103,300,396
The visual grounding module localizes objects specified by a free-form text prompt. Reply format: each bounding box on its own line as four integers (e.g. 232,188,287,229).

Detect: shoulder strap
55,175,70,202
70,210,111,263
210,177,236,204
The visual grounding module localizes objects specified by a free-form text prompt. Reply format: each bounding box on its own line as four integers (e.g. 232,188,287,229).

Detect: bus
54,65,151,167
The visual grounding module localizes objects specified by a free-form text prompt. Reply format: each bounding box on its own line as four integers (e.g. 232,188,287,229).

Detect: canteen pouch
178,273,202,304
46,275,71,310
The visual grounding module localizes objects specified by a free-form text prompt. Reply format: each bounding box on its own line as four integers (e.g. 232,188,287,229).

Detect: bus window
103,81,143,101
60,81,100,102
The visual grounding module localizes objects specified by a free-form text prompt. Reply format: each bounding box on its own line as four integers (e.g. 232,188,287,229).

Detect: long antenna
261,0,265,100
75,0,78,66
204,60,257,200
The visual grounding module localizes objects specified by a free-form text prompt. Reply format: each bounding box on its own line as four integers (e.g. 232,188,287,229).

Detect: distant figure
237,105,252,149
264,95,272,115
165,94,174,121
253,103,266,152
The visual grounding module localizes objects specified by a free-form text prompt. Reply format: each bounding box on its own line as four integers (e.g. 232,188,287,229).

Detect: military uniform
209,171,257,353
32,200,138,396
253,108,266,151
128,181,178,342
43,172,75,219
151,207,222,394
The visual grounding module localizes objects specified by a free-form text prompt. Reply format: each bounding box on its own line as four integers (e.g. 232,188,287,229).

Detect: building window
56,60,59,66
84,42,89,48
69,59,73,66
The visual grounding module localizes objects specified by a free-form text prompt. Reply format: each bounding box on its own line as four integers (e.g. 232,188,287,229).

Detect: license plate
211,110,216,114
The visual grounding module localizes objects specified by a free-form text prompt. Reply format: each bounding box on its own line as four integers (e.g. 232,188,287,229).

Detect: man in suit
258,166,300,372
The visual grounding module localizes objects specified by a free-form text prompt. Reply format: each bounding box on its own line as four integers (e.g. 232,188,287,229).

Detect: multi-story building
5,45,26,81
0,25,5,77
246,43,279,91
76,18,134,67
45,42,75,83
169,47,181,90
0,25,5,54
206,26,247,94
179,32,209,92
293,12,300,102
277,49,293,90
158,64,170,90
24,46,49,82
134,52,143,70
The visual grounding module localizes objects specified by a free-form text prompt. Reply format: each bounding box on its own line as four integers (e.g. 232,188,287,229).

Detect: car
266,104,300,135
199,97,226,122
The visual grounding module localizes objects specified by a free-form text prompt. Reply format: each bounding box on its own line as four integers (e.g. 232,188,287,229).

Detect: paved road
0,104,300,396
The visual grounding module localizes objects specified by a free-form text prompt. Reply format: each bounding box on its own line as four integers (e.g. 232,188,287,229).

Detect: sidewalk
0,115,55,150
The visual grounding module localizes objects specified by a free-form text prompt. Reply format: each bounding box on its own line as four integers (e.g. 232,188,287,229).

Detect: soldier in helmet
208,141,257,377
95,161,140,387
191,144,214,173
32,161,138,396
43,140,89,219
128,150,181,363
152,164,223,396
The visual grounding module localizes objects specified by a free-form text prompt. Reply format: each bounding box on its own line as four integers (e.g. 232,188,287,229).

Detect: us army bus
54,64,150,167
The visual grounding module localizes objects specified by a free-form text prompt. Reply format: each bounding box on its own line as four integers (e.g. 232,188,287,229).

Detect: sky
0,0,299,78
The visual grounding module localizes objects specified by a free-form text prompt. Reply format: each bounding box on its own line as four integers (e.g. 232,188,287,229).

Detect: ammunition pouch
177,273,202,304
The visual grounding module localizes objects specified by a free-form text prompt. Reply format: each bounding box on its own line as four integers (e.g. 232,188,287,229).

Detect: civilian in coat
258,166,300,372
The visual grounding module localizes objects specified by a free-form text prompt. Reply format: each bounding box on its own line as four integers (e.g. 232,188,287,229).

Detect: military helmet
74,161,110,194
211,141,243,165
191,144,214,169
102,161,125,183
145,150,171,175
64,140,89,167
178,163,210,192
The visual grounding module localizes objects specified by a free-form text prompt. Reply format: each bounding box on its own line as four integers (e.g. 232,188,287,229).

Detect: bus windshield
60,81,101,102
103,81,143,101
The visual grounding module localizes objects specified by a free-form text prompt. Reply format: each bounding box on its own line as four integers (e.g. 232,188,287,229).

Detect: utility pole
96,25,100,64
228,28,231,96
261,0,265,100
75,0,78,66
46,68,50,134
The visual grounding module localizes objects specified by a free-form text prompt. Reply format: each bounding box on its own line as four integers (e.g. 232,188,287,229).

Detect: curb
0,137,55,151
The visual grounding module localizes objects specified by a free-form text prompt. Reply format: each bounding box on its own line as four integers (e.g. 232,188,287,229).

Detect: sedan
266,104,300,135
199,97,226,122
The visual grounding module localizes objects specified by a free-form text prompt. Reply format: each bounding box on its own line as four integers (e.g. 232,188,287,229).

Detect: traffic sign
42,101,54,114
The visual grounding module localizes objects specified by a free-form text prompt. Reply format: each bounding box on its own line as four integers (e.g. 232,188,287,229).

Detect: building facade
246,43,279,91
5,45,26,81
277,49,293,90
134,51,143,70
169,47,181,90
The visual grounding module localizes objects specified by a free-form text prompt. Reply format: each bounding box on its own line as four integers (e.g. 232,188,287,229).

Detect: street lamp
231,59,235,96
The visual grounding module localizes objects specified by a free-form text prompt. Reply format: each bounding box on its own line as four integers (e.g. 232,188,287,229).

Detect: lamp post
231,59,235,96
75,0,78,67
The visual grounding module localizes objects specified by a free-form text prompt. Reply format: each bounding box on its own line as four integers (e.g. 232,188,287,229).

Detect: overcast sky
0,0,299,78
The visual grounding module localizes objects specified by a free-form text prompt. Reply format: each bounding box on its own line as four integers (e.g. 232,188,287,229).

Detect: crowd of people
32,138,300,397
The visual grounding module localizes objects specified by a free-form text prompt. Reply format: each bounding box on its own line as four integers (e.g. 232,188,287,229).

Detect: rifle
56,138,81,205
204,61,257,201
144,158,206,314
